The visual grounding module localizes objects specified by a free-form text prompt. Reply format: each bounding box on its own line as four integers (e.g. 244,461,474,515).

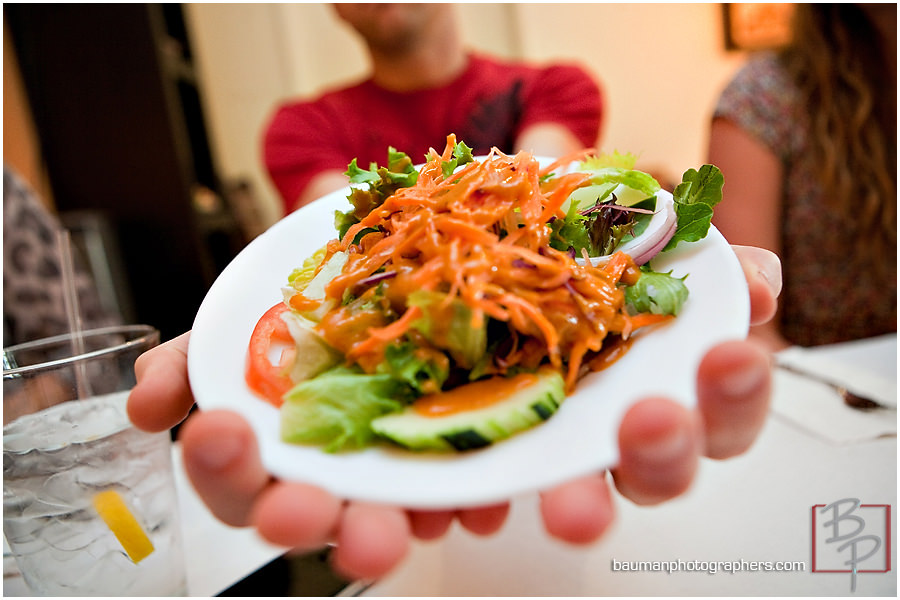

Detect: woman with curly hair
709,3,896,350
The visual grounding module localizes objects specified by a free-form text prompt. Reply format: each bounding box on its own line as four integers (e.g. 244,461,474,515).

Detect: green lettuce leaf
566,154,661,257
580,150,640,170
600,168,660,196
334,210,360,241
336,147,419,238
408,290,487,369
345,147,418,187
287,245,328,290
663,164,724,251
377,341,449,395
281,366,414,452
625,268,689,316
549,200,592,253
577,162,661,198
441,140,475,179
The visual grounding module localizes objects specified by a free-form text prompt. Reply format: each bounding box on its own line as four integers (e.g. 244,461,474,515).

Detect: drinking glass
3,325,187,596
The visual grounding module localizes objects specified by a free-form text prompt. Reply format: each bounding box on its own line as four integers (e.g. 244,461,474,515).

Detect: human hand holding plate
129,141,777,580
128,254,776,580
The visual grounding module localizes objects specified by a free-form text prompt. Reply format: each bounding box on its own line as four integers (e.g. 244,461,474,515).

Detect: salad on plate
244,135,724,454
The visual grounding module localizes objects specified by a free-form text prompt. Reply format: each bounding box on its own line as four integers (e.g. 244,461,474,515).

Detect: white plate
188,177,749,510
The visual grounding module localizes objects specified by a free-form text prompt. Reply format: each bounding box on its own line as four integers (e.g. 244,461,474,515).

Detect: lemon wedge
92,490,155,563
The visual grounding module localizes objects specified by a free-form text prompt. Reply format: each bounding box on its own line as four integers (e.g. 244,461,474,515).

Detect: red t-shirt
263,54,604,213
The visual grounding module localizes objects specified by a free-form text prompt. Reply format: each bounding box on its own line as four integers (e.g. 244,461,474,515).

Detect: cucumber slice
370,369,565,452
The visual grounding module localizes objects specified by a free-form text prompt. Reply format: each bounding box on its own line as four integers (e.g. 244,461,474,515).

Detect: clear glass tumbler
3,325,187,596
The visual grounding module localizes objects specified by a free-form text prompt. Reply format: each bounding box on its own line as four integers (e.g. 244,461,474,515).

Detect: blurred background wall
184,3,748,227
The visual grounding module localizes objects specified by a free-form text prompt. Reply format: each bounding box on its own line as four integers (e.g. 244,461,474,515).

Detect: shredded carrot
308,135,669,392
539,148,597,178
539,172,592,222
602,251,641,285
628,313,675,330
346,305,423,361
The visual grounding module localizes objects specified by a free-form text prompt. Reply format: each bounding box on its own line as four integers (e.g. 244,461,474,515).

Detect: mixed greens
246,138,724,453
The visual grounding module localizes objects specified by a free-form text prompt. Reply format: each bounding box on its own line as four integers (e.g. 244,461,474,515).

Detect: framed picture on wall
723,3,795,51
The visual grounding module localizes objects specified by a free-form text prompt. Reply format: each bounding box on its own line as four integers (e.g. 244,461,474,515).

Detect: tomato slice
246,303,296,407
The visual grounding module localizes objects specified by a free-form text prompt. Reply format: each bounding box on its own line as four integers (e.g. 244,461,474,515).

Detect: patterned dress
714,53,896,346
3,167,120,345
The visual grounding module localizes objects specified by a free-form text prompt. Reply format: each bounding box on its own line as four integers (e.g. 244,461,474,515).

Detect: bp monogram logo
812,498,891,592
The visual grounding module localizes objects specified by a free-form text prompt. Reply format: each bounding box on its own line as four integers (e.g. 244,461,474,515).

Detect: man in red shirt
263,4,603,214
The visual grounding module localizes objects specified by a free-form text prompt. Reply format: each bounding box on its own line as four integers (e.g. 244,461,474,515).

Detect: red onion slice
351,270,398,295
576,189,678,267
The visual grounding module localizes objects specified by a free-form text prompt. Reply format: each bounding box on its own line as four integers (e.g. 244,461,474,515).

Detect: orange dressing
588,336,634,372
318,306,387,356
413,372,540,418
289,293,322,312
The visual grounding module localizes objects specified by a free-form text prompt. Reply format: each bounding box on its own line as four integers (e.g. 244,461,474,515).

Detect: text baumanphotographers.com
610,559,806,575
